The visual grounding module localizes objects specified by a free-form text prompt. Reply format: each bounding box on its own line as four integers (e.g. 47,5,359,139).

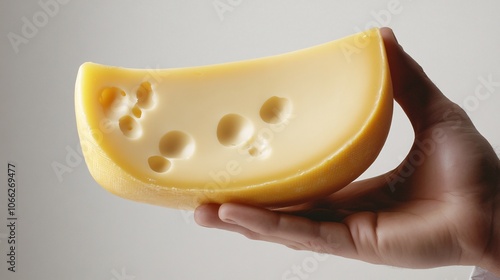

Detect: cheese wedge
75,28,392,209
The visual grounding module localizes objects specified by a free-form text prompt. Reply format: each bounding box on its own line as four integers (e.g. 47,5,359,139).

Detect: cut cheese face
75,28,393,209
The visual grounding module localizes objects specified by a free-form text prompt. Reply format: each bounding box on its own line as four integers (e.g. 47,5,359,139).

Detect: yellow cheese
75,28,392,209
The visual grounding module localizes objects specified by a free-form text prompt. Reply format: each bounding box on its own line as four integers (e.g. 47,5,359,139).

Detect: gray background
1,1,499,279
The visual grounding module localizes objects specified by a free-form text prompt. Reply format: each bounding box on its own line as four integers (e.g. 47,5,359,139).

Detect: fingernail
391,30,399,44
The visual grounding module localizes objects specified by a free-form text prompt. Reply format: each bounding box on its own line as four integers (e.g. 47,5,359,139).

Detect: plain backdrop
1,1,499,279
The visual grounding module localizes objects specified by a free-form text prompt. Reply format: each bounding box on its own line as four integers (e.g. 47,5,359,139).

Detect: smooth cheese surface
75,28,393,209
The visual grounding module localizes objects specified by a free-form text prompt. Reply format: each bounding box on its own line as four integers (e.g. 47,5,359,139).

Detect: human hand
194,28,500,275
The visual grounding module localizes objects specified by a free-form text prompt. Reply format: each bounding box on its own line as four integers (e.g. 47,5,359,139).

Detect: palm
325,118,497,268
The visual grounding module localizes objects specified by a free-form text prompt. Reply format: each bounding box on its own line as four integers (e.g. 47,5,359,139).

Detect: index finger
217,203,358,257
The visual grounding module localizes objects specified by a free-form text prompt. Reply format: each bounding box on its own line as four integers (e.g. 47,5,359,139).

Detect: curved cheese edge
75,28,393,209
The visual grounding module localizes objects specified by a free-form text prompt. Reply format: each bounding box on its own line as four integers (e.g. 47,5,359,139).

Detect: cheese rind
75,28,393,209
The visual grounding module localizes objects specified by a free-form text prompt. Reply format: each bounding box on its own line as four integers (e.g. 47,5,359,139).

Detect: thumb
380,28,454,135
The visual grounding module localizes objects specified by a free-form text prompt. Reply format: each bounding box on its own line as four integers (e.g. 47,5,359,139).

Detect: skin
194,28,500,275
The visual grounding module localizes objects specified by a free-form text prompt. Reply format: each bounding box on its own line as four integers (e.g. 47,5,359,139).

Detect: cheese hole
148,156,171,173
260,96,292,124
248,145,270,158
100,87,128,118
248,137,271,158
119,115,142,138
132,105,142,118
217,114,254,147
136,82,155,109
159,131,195,159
